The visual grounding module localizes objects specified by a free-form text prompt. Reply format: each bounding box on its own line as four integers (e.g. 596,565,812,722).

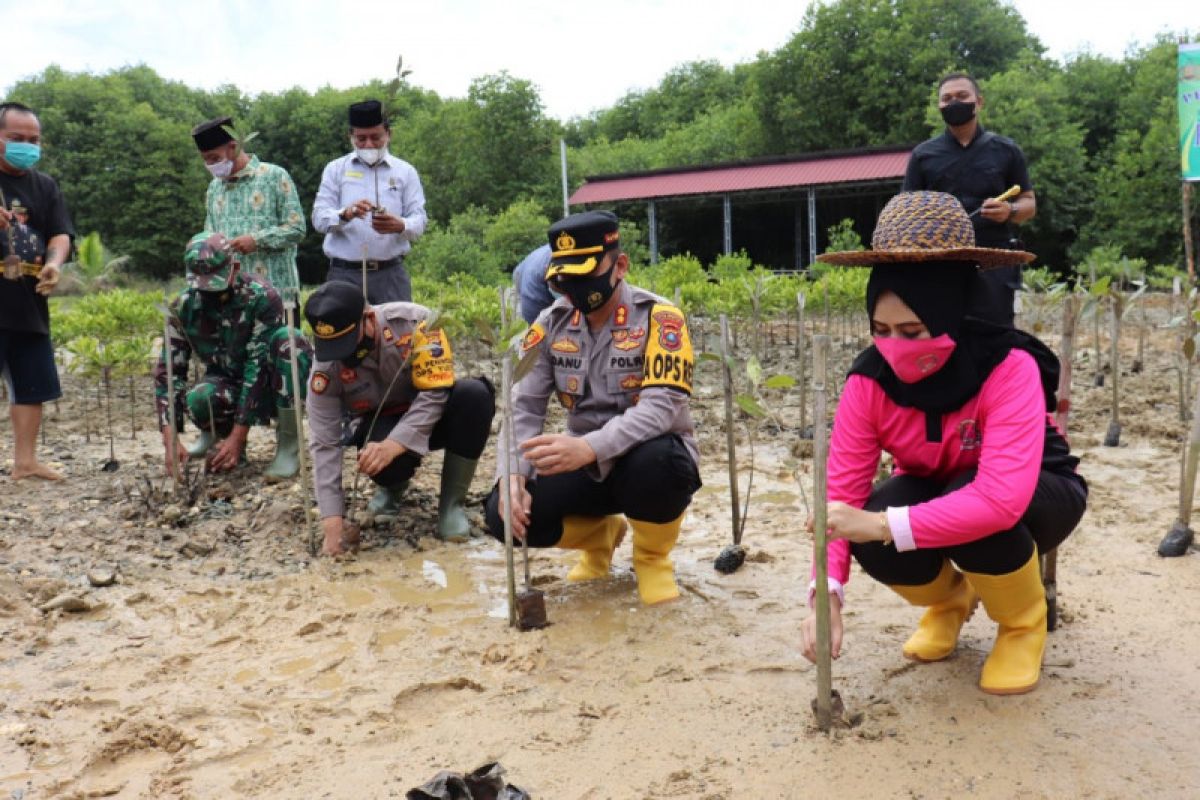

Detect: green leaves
735,394,767,419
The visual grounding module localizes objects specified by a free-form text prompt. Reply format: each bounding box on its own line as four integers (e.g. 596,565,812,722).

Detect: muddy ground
2,305,1199,799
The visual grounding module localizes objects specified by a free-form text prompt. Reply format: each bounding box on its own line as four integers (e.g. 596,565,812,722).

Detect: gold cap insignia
315,322,335,337
556,232,576,252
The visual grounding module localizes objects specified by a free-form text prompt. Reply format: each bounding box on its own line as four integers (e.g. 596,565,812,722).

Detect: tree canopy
3,0,1194,279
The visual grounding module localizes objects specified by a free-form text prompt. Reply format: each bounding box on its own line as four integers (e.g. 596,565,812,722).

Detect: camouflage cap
183,231,236,291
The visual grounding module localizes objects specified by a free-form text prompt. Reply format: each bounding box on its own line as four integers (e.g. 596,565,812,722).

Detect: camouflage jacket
153,273,286,427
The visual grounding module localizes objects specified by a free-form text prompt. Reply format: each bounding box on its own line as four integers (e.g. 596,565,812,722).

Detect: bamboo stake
500,351,519,627
285,298,318,557
1184,182,1195,281
719,315,741,544
1104,294,1122,446
162,299,180,495
797,292,808,436
361,243,369,301
812,334,833,732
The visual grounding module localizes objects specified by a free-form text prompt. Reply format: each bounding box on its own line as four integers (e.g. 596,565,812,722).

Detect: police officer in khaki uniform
304,282,494,556
485,210,702,604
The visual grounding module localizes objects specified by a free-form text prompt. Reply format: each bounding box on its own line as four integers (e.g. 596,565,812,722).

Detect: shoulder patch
310,371,330,394
642,303,693,395
521,323,546,352
411,323,455,390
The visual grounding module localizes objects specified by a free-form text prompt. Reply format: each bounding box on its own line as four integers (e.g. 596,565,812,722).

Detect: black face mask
341,326,373,367
554,268,618,313
940,100,976,127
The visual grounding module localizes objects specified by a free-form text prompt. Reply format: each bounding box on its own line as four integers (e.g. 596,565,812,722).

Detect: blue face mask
2,141,40,171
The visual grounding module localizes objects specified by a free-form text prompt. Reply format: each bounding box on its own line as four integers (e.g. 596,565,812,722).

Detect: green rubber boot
437,453,480,542
367,482,409,522
263,410,301,481
186,429,217,458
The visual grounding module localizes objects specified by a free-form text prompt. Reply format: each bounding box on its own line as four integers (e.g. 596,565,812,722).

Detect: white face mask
206,159,234,179
355,147,386,166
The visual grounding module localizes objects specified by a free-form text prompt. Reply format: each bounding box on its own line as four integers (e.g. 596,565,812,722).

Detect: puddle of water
312,671,344,690
373,629,410,649
232,669,259,685
331,585,375,609
328,556,475,610
275,657,315,677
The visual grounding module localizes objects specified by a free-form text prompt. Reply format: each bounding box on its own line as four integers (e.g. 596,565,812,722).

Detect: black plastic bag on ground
407,762,531,800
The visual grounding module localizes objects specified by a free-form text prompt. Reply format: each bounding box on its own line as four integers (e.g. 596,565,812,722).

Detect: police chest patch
340,367,357,383
643,304,694,394
551,338,580,353
310,371,329,394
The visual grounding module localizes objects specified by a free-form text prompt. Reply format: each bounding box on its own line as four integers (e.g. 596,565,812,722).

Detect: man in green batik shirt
192,116,306,296
154,232,312,478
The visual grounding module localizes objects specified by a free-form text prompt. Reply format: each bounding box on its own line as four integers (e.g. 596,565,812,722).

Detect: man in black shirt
902,73,1036,325
0,102,73,480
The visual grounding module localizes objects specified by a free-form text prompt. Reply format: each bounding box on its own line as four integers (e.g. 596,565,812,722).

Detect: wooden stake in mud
285,295,318,557
1104,293,1122,447
1044,294,1078,630
499,350,519,628
1160,376,1200,555
719,315,741,542
811,334,833,732
1184,182,1195,281
161,298,180,495
361,244,369,301
796,292,808,436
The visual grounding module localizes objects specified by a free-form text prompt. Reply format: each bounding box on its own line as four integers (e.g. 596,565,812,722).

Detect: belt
330,256,402,271
2,260,42,279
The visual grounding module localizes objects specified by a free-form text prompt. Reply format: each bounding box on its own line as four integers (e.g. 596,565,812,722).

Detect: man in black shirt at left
0,102,73,480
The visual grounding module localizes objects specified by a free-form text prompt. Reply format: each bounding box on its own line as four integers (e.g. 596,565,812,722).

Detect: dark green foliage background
4,0,1195,280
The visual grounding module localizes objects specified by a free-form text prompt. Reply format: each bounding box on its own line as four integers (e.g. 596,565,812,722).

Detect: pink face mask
873,334,957,383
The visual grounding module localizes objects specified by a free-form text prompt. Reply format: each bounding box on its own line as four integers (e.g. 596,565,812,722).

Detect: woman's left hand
823,501,889,544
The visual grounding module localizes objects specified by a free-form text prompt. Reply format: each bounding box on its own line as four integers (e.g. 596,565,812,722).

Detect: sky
1,0,1190,121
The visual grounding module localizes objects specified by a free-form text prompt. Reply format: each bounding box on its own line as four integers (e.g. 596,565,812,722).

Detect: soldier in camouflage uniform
486,211,702,605
154,232,312,476
303,281,494,556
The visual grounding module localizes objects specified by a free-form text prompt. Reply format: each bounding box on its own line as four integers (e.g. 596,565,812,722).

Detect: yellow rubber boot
964,552,1048,695
630,513,684,605
559,515,627,582
888,560,978,662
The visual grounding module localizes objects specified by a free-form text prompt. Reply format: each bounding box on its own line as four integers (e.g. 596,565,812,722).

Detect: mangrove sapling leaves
736,394,767,419
746,356,763,390
764,374,797,390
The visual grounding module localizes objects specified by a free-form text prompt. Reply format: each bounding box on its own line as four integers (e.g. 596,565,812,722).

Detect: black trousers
483,433,702,547
852,468,1087,585
359,378,494,489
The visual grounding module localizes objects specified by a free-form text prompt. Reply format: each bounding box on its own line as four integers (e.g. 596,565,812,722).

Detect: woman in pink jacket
799,192,1087,695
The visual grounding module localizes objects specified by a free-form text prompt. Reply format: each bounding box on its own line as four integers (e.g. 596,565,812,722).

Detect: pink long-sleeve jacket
817,348,1066,598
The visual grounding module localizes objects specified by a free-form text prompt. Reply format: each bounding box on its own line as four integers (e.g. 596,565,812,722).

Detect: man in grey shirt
311,100,427,303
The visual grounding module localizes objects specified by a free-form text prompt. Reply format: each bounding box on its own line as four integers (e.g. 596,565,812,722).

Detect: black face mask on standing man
940,100,976,127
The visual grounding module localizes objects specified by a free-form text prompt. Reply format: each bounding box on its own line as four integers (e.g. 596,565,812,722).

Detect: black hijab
849,262,1060,421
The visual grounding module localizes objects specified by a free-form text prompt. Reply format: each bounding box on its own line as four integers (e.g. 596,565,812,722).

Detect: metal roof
569,147,912,204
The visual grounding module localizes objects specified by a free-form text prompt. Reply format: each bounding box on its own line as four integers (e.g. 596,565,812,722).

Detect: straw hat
816,191,1035,269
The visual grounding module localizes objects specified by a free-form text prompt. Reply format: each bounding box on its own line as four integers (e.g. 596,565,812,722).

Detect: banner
1181,43,1200,181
